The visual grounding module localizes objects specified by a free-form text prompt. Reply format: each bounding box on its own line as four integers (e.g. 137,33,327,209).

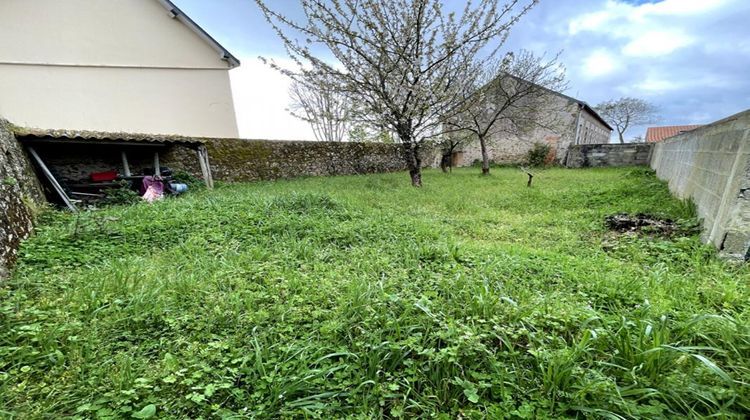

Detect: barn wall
451,95,612,167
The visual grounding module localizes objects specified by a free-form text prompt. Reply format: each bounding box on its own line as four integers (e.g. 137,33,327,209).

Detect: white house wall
0,64,238,138
0,0,239,137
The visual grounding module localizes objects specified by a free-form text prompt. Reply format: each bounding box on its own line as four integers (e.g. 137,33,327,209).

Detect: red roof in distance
645,125,703,143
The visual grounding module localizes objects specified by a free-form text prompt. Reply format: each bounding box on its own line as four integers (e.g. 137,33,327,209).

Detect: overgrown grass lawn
2,168,749,418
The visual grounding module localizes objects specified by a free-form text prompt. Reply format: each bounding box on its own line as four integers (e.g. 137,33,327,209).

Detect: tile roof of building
645,125,703,143
12,126,206,145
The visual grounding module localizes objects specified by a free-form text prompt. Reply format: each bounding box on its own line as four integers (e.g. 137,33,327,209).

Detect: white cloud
632,78,680,93
582,50,619,78
568,9,618,35
684,111,713,123
567,0,736,64
632,74,732,94
569,0,732,36
633,0,730,17
622,30,693,57
229,57,315,140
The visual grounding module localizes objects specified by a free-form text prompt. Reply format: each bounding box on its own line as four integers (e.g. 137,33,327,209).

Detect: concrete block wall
566,143,653,168
650,109,750,260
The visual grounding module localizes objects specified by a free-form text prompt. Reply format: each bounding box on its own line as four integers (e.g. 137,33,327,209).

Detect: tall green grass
1,167,748,418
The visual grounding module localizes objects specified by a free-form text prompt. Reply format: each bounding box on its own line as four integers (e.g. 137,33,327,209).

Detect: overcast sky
173,0,750,141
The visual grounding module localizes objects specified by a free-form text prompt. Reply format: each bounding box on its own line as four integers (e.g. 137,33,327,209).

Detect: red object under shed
90,170,119,182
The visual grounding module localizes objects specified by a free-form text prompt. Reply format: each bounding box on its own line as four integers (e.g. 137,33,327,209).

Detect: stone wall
164,138,419,182
0,119,44,278
650,109,750,260
566,143,653,168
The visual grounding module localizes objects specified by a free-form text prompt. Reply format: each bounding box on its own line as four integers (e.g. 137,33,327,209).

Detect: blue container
170,183,188,194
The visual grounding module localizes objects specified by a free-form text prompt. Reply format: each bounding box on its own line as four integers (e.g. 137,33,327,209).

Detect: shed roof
645,125,703,143
13,126,206,146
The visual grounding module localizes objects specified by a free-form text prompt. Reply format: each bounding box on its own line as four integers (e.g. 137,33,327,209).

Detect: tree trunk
410,168,422,187
403,141,422,187
618,131,625,144
440,152,450,173
479,135,490,176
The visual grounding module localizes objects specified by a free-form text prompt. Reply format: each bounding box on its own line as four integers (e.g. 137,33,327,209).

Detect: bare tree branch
593,97,658,144
288,77,352,142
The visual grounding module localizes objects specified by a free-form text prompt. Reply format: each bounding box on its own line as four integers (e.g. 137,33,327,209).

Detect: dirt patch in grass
605,213,682,237
602,213,703,255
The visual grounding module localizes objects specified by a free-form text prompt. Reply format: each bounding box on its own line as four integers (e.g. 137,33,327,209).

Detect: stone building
448,89,612,166
0,0,240,138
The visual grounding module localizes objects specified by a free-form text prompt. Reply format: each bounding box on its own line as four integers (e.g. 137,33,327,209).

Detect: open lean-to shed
13,127,214,211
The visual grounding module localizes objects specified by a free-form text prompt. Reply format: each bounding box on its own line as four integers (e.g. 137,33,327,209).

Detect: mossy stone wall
164,138,417,182
0,119,44,278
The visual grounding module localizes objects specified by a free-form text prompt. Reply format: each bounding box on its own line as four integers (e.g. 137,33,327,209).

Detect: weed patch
605,212,700,237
